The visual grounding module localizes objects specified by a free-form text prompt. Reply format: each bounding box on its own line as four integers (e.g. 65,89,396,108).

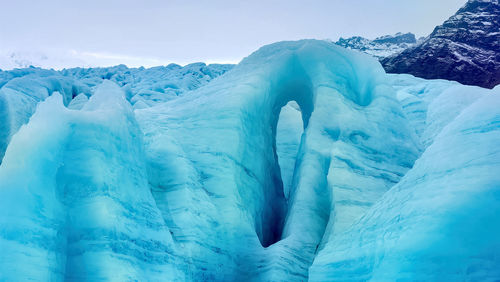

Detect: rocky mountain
382,0,500,89
335,32,417,59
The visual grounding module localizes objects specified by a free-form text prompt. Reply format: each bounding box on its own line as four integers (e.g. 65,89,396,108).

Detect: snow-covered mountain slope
0,40,499,281
0,49,216,71
334,32,417,59
382,0,500,89
0,50,86,70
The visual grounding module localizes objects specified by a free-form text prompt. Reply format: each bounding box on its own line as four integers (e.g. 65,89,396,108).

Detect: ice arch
239,54,315,248
0,40,420,281
136,40,419,280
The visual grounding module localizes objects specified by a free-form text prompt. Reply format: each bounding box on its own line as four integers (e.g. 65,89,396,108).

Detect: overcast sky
0,0,466,68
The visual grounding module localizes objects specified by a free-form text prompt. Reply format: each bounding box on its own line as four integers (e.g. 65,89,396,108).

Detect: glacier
0,40,499,281
0,63,233,163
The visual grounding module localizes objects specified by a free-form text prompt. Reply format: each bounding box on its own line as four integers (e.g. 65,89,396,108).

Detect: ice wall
0,71,89,163
0,82,183,280
310,86,500,281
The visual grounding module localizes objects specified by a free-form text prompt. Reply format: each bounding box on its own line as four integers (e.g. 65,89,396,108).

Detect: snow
334,33,417,59
0,49,87,70
0,39,498,280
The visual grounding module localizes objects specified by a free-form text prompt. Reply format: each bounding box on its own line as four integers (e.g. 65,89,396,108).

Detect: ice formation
0,40,498,281
310,80,500,281
0,63,233,163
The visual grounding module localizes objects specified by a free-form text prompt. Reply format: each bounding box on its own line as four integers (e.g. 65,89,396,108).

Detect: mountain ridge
334,32,418,59
381,0,500,89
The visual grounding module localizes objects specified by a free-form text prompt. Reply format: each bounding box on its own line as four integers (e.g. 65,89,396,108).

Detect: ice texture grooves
0,82,183,280
309,86,500,281
0,40,499,281
0,64,232,164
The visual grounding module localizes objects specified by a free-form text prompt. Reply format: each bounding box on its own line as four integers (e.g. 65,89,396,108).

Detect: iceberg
0,40,498,281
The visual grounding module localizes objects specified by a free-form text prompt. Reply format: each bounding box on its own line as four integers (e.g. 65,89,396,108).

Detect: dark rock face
382,0,500,89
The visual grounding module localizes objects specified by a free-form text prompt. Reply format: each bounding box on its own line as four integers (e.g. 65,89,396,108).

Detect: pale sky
0,0,466,68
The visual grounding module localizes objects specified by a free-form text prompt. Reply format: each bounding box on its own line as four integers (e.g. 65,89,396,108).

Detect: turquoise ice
0,40,498,281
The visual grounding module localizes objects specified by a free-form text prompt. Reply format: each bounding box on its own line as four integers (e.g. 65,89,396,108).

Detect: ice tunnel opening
257,72,314,248
275,101,304,200
258,100,306,248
